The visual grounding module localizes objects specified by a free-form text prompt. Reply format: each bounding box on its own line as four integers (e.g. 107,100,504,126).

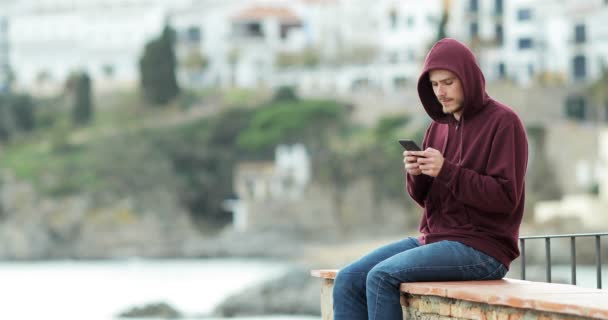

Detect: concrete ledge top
401,278,608,319
311,270,608,319
310,269,337,279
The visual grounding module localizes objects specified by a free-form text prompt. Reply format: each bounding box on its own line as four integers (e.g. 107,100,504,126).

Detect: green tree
139,25,180,105
436,11,448,41
12,94,35,131
0,98,14,141
237,100,343,150
272,86,298,102
0,93,37,140
72,72,93,126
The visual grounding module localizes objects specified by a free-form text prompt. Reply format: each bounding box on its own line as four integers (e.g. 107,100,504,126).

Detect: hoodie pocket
435,191,473,232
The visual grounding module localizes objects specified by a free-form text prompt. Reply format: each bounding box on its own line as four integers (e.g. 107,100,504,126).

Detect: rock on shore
212,266,321,317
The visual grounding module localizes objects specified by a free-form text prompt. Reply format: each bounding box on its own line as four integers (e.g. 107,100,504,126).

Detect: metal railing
519,232,608,289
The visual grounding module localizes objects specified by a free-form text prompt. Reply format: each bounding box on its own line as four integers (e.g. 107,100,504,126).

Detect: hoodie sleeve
406,127,434,207
406,173,433,207
434,120,527,213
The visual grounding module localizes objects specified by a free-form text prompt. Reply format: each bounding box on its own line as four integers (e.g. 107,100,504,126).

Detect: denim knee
366,264,401,291
333,270,367,300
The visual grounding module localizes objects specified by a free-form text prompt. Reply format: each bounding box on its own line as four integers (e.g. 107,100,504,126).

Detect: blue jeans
332,237,507,320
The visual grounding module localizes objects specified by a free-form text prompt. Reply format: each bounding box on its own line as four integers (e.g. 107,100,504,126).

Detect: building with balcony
459,0,608,85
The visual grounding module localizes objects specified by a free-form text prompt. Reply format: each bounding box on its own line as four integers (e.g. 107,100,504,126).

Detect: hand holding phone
400,139,424,175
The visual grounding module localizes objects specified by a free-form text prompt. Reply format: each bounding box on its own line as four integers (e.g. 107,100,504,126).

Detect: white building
225,143,311,231
272,0,444,95
462,0,608,85
172,0,309,89
5,0,608,94
0,0,15,93
0,15,9,93
7,0,192,93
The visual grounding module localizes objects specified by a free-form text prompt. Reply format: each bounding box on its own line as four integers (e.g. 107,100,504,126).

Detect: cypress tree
139,25,180,105
72,72,93,126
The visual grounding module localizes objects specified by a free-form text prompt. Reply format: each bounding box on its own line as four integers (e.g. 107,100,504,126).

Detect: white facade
481,0,608,84
227,143,312,231
415,0,608,85
171,0,443,94
8,3,170,93
0,0,15,93
6,0,193,93
172,0,310,89
4,0,608,94
0,14,9,92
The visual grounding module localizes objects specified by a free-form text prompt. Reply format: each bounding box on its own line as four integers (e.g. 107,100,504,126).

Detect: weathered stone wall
401,294,593,320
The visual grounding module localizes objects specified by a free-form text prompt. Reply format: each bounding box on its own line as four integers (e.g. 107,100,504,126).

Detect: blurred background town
0,0,606,319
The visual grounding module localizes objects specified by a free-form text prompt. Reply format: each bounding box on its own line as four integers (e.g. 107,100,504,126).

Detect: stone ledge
310,269,337,280
311,269,608,320
400,279,608,319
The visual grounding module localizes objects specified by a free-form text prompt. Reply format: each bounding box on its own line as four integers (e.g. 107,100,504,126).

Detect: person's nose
436,84,446,97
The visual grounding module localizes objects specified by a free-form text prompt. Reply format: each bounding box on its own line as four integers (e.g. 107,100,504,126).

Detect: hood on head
417,38,490,123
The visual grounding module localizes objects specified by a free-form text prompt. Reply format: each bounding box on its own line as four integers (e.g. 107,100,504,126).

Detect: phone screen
398,140,421,151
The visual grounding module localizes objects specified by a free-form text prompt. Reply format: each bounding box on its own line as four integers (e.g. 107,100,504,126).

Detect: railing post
545,237,551,283
570,236,576,285
520,238,526,280
596,235,602,289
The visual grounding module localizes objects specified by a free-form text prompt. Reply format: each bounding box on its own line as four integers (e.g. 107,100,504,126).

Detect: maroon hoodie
407,38,528,269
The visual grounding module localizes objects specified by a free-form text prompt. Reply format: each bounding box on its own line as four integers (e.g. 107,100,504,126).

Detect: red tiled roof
232,6,301,22
300,0,339,3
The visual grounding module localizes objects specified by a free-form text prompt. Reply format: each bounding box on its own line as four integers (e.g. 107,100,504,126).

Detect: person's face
429,69,464,120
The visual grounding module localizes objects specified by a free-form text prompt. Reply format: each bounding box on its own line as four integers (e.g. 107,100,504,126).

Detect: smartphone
398,139,422,152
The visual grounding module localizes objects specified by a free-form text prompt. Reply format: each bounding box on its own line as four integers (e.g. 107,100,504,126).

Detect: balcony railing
519,232,608,289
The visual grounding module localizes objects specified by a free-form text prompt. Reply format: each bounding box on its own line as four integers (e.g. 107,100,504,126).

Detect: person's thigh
369,240,507,283
339,237,421,275
334,237,421,289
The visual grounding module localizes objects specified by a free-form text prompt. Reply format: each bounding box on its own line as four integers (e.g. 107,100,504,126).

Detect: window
498,62,506,78
102,64,115,78
518,38,533,49
393,76,407,88
249,23,262,34
186,26,201,42
470,22,479,38
233,22,263,38
389,52,400,64
573,55,587,80
389,9,398,30
407,49,415,61
495,0,503,15
495,24,503,45
406,16,415,28
470,0,479,13
565,96,586,121
517,9,532,21
280,23,301,39
574,24,586,44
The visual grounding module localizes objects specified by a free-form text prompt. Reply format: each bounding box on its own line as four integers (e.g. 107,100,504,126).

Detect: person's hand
417,148,444,177
403,150,424,175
